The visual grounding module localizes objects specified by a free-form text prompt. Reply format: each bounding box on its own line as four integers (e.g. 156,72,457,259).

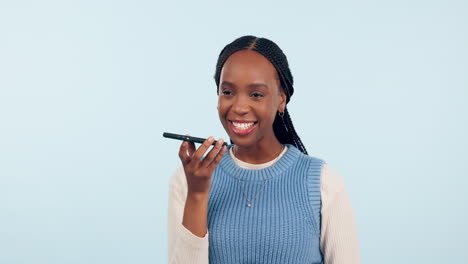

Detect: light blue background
1,0,467,263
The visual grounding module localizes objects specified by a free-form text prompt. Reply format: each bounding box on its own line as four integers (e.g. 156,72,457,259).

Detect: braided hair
214,35,308,155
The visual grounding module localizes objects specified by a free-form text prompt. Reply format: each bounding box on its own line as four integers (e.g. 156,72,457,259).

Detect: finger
185,134,196,158
207,145,227,171
178,134,195,164
178,140,189,164
201,138,224,168
192,136,215,161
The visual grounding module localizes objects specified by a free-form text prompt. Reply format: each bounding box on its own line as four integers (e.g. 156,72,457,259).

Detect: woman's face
218,49,286,147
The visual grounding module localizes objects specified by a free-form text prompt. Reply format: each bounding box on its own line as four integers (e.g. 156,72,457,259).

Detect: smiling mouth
228,120,258,136
229,120,258,130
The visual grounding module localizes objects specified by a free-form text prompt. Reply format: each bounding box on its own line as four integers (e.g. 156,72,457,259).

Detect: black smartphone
163,132,228,147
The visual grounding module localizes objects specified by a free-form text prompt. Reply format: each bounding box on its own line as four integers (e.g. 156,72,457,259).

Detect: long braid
214,35,309,155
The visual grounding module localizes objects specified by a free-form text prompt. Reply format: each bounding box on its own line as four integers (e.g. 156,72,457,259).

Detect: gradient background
1,0,467,263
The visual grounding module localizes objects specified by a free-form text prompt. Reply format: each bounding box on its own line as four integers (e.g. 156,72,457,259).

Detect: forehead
220,50,279,84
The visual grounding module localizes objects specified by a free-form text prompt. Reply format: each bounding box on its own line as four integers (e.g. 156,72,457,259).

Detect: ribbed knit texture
207,143,325,263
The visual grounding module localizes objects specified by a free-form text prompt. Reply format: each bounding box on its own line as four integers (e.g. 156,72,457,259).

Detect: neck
233,140,284,164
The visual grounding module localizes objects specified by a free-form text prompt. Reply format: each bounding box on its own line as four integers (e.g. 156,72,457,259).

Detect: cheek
217,101,227,117
261,102,278,120
217,96,232,109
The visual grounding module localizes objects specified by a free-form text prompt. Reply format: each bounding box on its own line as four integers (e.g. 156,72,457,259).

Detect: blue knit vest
207,143,324,263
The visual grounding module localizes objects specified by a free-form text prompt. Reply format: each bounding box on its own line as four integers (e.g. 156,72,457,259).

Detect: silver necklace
234,145,285,207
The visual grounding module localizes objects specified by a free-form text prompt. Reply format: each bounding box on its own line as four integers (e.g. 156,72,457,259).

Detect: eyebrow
221,81,269,89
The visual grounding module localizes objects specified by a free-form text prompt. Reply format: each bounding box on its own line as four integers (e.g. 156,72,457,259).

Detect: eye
251,93,264,98
221,90,232,96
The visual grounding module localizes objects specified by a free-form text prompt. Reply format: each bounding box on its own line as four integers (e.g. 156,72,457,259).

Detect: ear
278,90,287,112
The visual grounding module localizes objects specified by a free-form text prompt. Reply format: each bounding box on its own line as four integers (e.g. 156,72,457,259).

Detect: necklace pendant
247,202,252,207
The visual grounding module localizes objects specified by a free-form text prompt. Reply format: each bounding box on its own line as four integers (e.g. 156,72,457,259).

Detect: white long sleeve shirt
168,146,361,263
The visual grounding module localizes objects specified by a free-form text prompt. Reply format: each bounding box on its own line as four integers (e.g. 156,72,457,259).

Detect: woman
168,35,360,263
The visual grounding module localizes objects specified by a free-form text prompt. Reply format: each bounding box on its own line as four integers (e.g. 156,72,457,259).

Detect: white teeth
232,122,255,130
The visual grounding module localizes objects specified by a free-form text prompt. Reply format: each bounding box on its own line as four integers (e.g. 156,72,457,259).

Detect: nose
232,95,250,115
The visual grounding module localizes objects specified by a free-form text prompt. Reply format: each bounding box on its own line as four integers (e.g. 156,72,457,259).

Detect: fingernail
218,138,224,144
208,136,214,143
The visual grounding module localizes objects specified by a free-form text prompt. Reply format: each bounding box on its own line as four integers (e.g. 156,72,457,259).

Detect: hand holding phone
175,133,227,194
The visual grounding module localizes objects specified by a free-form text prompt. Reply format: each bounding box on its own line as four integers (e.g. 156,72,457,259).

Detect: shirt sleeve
320,164,361,263
167,165,209,264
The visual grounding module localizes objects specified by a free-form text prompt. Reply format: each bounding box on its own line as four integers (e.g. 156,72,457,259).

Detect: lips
228,120,258,136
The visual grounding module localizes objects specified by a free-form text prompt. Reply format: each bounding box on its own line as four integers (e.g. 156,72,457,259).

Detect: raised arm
167,136,226,264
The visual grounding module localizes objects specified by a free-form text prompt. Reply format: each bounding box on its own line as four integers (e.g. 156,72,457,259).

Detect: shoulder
295,150,326,177
294,148,347,211
295,148,346,196
290,145,325,169
320,163,347,211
